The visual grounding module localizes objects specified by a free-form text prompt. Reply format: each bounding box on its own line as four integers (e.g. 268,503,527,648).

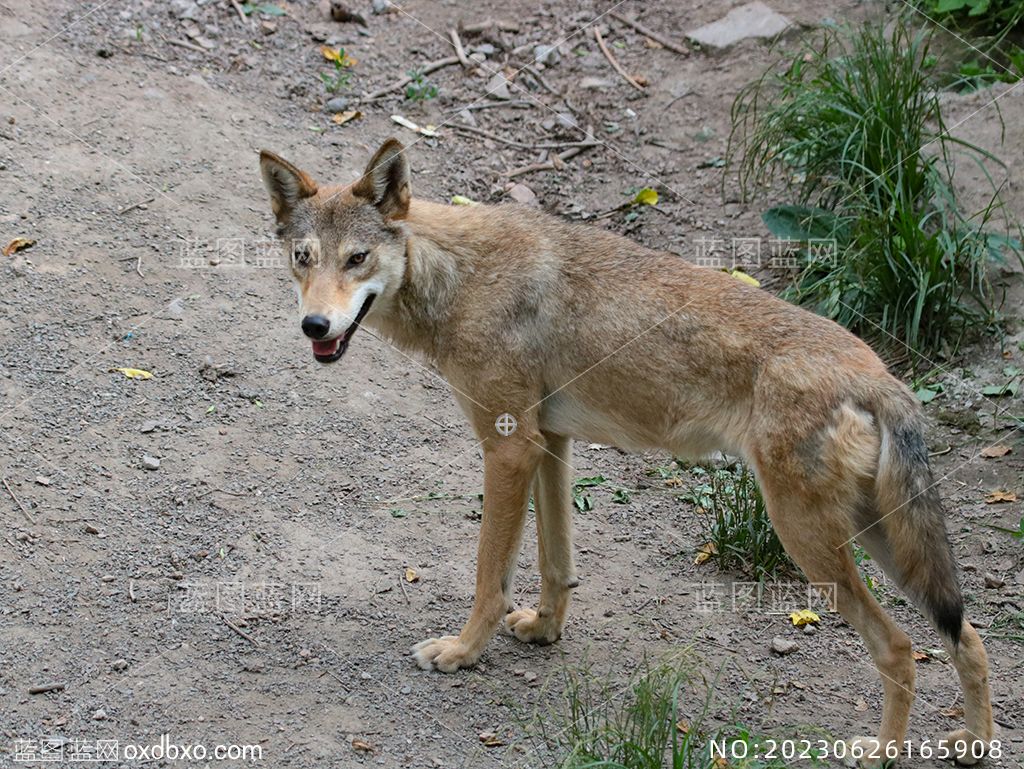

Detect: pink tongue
312,338,340,356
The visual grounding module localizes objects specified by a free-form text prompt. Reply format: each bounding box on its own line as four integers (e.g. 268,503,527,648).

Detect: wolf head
259,139,410,363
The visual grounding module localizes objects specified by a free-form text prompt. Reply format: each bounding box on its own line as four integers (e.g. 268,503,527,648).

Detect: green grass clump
687,465,792,581
540,657,792,769
728,21,1021,364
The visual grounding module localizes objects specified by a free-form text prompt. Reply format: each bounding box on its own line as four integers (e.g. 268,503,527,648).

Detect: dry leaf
3,237,35,256
663,477,683,488
984,490,1018,504
941,705,964,718
351,738,374,753
912,650,930,662
854,698,869,712
478,731,504,747
331,109,362,126
694,541,717,565
676,719,690,734
112,367,153,380
405,567,419,583
789,609,820,627
980,445,1011,458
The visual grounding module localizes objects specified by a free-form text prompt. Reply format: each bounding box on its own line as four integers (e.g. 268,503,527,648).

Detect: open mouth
311,294,376,364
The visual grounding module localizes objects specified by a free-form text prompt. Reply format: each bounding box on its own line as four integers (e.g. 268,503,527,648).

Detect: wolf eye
347,250,369,267
292,243,312,267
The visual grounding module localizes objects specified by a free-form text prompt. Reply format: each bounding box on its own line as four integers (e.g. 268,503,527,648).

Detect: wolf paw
505,608,561,645
411,635,478,672
842,736,894,769
939,728,992,766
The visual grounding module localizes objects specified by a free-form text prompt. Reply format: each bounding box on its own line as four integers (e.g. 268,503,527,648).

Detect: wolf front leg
412,425,544,672
506,431,577,644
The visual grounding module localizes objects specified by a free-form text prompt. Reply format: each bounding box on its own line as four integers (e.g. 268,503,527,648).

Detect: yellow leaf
320,46,356,66
451,195,479,206
676,719,690,734
985,489,1018,504
112,367,153,380
789,609,820,627
351,738,374,753
694,541,717,565
633,187,658,206
331,109,362,126
405,567,419,583
3,237,35,256
730,269,760,287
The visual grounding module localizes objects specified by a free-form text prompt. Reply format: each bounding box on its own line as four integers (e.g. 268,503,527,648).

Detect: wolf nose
301,314,331,339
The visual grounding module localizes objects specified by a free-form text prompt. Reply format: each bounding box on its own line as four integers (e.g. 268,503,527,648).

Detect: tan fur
259,140,995,765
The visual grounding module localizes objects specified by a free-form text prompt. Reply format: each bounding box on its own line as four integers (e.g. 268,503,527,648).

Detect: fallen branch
363,55,460,100
117,196,155,215
452,123,598,150
29,682,66,695
222,615,261,646
448,28,470,68
3,478,35,525
594,27,645,92
459,18,519,35
446,100,532,114
228,0,249,27
507,142,600,178
610,11,690,56
168,38,207,53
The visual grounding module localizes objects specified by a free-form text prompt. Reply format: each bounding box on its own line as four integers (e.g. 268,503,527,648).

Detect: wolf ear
259,150,318,223
352,138,410,220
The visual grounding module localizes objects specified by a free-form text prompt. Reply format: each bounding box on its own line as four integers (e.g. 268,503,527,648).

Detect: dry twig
507,142,600,178
448,28,470,68
610,11,690,56
363,56,460,100
594,27,645,92
3,478,35,525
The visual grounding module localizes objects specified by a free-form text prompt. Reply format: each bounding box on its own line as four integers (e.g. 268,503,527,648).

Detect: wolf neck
378,200,468,359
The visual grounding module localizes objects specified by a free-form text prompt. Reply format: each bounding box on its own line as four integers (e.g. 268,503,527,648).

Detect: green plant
728,21,1021,364
687,465,792,581
404,69,438,101
915,0,1024,81
540,657,793,769
321,51,353,93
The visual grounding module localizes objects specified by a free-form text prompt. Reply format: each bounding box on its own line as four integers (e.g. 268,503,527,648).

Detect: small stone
533,44,560,66
84,524,100,535
139,420,161,434
579,76,613,90
359,671,371,680
111,659,129,672
400,685,411,694
507,183,537,206
687,2,793,50
35,475,50,486
485,73,511,100
370,0,393,14
325,96,350,113
522,671,538,684
92,709,107,721
456,109,477,127
983,572,1005,589
770,636,799,655
474,43,496,56
802,623,816,635
142,455,160,471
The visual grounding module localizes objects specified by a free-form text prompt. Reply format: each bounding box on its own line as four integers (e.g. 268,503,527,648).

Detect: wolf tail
860,390,963,644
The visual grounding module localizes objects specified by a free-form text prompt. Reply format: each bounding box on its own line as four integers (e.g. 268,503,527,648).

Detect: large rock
688,2,792,50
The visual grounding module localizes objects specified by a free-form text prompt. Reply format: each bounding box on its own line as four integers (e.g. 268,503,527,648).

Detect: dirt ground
1,0,1023,767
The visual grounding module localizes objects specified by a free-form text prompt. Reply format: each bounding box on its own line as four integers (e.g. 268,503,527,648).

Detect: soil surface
1,1,1022,768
